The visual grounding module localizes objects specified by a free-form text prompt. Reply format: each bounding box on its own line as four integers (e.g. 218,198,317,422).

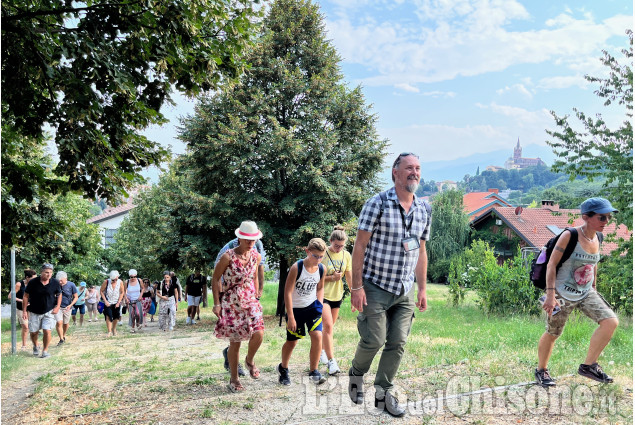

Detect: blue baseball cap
80,281,87,287
580,197,618,215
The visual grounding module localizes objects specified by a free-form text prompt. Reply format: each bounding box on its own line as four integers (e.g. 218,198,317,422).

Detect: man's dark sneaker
375,392,406,418
578,363,614,383
57,339,64,347
348,368,364,405
222,347,246,376
278,363,291,386
33,346,39,357
535,368,556,387
308,369,326,385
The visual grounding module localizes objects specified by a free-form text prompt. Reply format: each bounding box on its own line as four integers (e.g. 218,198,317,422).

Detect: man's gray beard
406,182,419,193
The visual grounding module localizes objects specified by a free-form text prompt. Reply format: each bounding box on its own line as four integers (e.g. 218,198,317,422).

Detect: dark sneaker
222,347,246,376
578,363,614,383
33,346,39,357
308,369,326,385
278,363,291,386
348,368,364,405
535,368,556,387
57,339,64,346
375,392,406,418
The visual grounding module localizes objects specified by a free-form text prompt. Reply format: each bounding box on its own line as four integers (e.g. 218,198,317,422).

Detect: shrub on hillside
597,241,633,315
448,241,541,315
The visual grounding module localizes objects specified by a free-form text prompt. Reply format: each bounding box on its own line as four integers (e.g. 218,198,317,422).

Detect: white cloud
496,84,533,98
324,2,631,87
421,91,457,98
476,102,552,126
537,75,591,90
394,83,420,93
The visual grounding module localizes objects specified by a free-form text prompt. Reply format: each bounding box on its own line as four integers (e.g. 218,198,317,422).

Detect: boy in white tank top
278,238,327,386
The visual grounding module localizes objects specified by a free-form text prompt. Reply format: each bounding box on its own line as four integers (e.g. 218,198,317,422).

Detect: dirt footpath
2,316,632,425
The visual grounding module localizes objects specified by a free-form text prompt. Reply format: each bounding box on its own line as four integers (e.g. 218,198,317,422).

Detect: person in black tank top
11,269,37,349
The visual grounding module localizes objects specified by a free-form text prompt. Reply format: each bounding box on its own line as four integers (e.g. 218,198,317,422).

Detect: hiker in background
10,269,37,350
348,152,431,417
158,271,178,331
55,271,78,346
85,285,99,322
126,269,144,332
23,263,62,358
150,281,160,322
213,221,264,393
71,282,87,326
215,232,267,377
170,271,183,304
319,226,353,376
100,271,125,337
141,278,154,326
535,197,620,387
185,268,205,325
278,238,328,386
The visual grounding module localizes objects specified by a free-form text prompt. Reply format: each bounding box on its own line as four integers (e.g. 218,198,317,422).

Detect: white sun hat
235,221,263,240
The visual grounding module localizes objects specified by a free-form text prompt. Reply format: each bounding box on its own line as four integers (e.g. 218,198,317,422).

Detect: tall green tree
546,30,633,229
546,30,633,314
177,0,386,309
2,191,104,297
1,0,261,251
426,189,471,282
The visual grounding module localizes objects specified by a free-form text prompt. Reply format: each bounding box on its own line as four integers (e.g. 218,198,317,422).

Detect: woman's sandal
245,359,260,379
228,380,245,393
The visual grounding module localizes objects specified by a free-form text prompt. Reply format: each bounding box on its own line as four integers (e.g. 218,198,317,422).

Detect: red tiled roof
87,203,136,224
463,192,512,216
476,206,631,255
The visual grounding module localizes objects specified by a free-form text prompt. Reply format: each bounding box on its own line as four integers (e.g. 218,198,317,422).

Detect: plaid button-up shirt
357,187,431,295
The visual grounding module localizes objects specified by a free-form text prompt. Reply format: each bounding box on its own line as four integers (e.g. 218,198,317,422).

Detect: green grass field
1,282,632,423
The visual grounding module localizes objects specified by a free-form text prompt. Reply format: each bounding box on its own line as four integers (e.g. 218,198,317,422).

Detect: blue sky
144,0,632,177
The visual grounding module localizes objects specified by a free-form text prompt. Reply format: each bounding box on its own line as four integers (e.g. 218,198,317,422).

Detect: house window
105,228,117,248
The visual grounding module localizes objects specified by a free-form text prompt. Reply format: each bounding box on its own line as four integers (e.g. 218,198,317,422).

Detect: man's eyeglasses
310,253,325,260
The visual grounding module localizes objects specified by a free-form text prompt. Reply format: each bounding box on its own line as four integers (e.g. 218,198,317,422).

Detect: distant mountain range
379,143,557,188
143,144,557,189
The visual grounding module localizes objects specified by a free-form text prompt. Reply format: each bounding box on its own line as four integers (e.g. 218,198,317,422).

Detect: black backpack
529,228,603,290
278,260,325,326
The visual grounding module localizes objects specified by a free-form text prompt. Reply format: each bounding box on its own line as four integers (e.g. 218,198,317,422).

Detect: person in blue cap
71,281,88,326
535,197,620,387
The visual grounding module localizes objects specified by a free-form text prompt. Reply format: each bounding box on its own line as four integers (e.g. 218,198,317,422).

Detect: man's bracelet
213,304,220,307
350,286,364,292
545,288,555,291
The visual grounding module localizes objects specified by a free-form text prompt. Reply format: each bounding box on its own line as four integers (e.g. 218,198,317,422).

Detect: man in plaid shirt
348,152,431,417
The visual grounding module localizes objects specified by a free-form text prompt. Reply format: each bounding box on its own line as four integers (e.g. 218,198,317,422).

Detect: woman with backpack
535,197,620,387
100,271,125,337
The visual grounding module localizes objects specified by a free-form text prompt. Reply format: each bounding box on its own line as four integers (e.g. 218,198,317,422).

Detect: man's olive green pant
350,280,415,396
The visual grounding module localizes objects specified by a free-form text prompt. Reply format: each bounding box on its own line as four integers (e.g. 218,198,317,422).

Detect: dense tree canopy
1,0,261,251
426,189,471,282
547,30,633,230
174,0,386,271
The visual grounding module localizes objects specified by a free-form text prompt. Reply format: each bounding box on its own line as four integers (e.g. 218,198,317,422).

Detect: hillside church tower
513,138,522,161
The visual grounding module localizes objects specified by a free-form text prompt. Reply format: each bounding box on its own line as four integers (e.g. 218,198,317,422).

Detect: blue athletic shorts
286,300,323,341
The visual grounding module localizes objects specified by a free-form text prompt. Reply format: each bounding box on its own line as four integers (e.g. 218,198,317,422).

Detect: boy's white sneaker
328,358,341,375
319,350,328,365
186,317,191,325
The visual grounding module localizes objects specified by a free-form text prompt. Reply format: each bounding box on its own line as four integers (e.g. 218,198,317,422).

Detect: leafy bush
447,255,468,306
428,258,452,283
597,240,633,315
448,241,541,316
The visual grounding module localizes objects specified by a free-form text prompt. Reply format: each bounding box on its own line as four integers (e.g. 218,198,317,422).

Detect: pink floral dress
214,248,264,342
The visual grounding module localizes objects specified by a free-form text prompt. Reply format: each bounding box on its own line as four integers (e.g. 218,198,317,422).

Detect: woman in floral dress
213,221,264,393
